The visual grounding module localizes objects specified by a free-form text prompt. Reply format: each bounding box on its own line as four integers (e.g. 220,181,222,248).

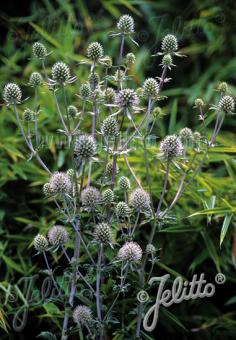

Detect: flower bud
118,241,142,262
125,53,135,66
160,135,183,159
94,223,112,245
104,87,116,104
52,62,70,84
33,234,48,252
116,88,139,108
87,42,103,61
219,95,235,113
179,127,193,143
117,15,134,34
161,34,178,53
29,72,43,87
81,186,100,210
116,202,130,219
102,189,114,206
48,225,69,246
101,116,118,137
119,176,130,191
129,188,150,212
32,42,47,59
23,109,34,122
3,83,22,105
67,105,78,118
143,78,159,98
74,135,96,160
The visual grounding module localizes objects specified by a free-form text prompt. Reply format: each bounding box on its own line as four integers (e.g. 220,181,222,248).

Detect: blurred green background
0,0,236,339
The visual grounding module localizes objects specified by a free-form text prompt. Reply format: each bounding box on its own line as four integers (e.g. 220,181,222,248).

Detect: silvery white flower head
160,135,183,160
81,186,101,211
118,241,142,262
3,83,22,105
49,172,72,195
73,305,92,325
48,225,69,246
49,61,76,86
93,223,113,245
115,88,139,109
129,188,151,212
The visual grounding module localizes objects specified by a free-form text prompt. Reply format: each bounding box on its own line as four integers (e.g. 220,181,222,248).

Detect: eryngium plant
3,14,234,340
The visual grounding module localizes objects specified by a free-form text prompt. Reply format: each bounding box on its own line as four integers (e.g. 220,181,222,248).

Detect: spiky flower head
81,186,100,210
217,82,228,94
105,162,119,176
32,42,47,59
194,98,204,108
114,69,124,83
146,243,156,255
119,176,130,191
89,72,100,91
94,223,112,245
117,15,134,34
3,83,22,105
101,116,118,137
74,135,96,160
93,88,104,102
116,201,130,219
161,54,173,67
129,188,150,212
118,241,142,262
143,78,159,98
101,55,112,68
73,305,92,325
48,225,69,246
125,53,135,66
23,109,34,122
179,127,193,143
219,95,235,113
116,88,139,108
67,105,78,118
43,183,52,197
33,234,48,252
52,62,70,84
104,87,116,104
49,172,72,195
29,72,43,87
102,189,114,206
161,34,178,53
160,135,183,160
87,42,103,61
80,83,91,99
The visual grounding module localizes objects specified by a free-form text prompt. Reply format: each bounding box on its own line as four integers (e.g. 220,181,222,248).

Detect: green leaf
2,255,24,274
201,231,221,272
220,214,233,248
37,331,57,340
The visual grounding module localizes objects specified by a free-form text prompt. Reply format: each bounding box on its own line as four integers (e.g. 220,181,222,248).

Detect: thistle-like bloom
51,62,70,84
143,78,159,98
80,83,91,99
193,131,201,142
87,42,103,61
89,72,100,91
101,116,118,137
81,186,100,210
125,53,136,66
32,42,47,59
104,87,116,104
129,188,150,212
219,95,235,113
160,135,183,160
29,72,43,87
48,225,69,246
179,127,193,143
33,234,48,252
23,109,34,122
73,305,92,325
146,243,156,255
43,183,52,196
217,82,228,93
116,88,139,109
67,105,78,118
194,98,204,108
119,176,130,191
93,223,112,245
3,83,22,105
118,241,142,262
74,135,96,160
116,201,130,219
102,189,114,206
161,34,178,53
161,54,174,69
49,172,72,195
117,15,134,34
